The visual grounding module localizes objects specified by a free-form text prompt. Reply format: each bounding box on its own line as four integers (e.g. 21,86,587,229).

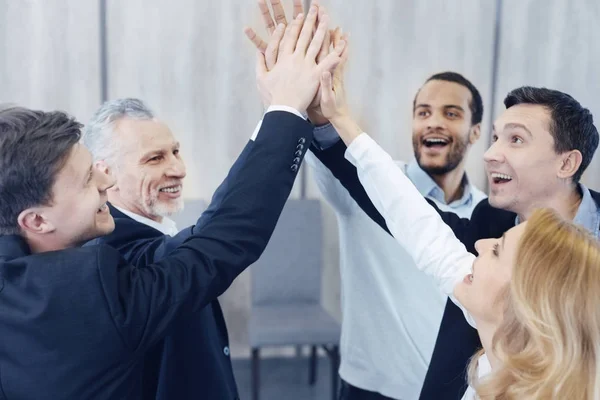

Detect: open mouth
490,172,513,185
422,137,450,149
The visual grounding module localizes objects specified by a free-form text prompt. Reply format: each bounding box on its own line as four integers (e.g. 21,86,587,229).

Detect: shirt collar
514,184,600,237
405,159,473,207
113,205,179,237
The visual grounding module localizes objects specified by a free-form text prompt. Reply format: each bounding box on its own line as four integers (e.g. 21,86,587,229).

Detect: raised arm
102,12,347,352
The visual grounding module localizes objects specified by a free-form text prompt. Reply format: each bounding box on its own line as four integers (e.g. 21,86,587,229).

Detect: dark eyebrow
444,105,465,112
504,123,533,138
415,103,431,109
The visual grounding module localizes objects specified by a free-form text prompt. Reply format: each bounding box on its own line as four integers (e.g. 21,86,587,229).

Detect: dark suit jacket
85,137,256,400
0,111,312,400
310,139,600,400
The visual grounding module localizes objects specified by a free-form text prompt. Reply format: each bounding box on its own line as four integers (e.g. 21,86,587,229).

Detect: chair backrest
170,199,207,229
251,199,323,306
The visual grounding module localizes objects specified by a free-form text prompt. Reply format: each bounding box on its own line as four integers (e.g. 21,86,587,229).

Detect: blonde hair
469,208,600,399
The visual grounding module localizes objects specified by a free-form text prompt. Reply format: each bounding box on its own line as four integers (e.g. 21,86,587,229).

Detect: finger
320,70,334,107
256,50,268,77
258,0,277,35
292,0,304,19
339,33,350,64
295,5,319,54
270,0,287,26
244,27,268,53
305,14,330,60
281,13,304,54
265,23,286,70
316,25,331,63
316,39,345,72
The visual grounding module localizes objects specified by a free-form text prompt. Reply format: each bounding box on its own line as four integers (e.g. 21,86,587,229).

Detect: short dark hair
0,107,82,235
413,71,484,125
504,87,598,183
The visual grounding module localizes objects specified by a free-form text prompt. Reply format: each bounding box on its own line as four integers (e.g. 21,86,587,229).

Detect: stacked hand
245,0,350,123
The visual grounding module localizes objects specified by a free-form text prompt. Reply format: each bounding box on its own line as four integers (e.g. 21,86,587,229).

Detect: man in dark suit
0,13,346,399
81,97,276,400
306,86,599,399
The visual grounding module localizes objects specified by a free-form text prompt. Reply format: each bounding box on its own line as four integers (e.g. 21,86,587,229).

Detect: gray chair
170,199,207,229
249,199,341,400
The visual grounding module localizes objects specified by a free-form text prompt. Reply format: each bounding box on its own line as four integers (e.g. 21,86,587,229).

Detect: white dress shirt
113,205,179,237
461,354,491,400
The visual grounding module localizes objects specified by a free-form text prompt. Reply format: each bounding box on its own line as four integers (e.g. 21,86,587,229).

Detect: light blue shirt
312,123,487,216
515,184,600,239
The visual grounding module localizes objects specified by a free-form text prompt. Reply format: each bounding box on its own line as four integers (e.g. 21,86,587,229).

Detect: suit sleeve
97,111,313,353
107,140,256,267
309,138,479,246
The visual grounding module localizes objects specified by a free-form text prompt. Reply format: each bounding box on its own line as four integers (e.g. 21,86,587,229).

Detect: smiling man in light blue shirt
305,72,486,399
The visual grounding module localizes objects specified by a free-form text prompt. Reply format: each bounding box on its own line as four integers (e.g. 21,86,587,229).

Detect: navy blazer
0,111,312,400
86,138,256,400
309,139,600,400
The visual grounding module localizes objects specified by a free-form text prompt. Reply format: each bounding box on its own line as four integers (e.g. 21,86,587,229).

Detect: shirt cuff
266,105,307,120
344,132,374,166
250,106,307,141
312,123,341,150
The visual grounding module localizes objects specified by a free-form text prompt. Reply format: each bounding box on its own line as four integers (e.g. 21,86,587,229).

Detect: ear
95,160,111,175
95,160,118,192
468,123,481,145
557,150,583,181
17,208,55,235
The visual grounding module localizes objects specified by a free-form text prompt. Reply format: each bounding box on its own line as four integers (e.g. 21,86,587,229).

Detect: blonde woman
314,59,600,399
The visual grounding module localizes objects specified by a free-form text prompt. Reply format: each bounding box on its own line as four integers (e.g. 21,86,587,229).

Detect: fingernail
309,6,317,14
296,13,304,20
277,23,285,31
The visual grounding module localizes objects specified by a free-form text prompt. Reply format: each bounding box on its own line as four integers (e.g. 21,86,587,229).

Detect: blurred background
1,0,599,398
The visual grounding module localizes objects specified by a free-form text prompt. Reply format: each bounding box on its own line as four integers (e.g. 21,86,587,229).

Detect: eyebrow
415,104,465,112
141,142,180,161
503,122,533,138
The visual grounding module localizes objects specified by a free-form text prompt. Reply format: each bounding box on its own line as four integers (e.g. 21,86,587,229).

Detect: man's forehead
416,80,472,106
115,118,177,149
494,104,550,132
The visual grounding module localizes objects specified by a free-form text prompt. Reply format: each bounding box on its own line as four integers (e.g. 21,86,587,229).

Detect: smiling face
34,143,116,246
484,104,565,216
108,118,186,221
454,222,527,325
412,80,480,175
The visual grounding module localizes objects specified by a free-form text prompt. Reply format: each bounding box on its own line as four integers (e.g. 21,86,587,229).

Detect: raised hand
245,0,304,53
319,27,350,122
256,6,346,114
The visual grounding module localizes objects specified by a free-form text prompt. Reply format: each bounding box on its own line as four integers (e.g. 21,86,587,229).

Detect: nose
427,111,445,131
167,156,186,179
483,141,505,164
474,238,493,255
98,168,116,192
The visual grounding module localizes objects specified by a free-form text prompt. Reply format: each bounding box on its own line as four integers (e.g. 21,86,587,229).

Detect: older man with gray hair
83,98,249,399
84,99,185,234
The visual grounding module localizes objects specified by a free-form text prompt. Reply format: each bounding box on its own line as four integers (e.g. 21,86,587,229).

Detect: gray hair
82,98,155,167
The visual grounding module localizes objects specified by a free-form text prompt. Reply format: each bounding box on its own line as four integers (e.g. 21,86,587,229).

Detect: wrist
307,110,329,126
329,114,362,145
270,96,306,115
